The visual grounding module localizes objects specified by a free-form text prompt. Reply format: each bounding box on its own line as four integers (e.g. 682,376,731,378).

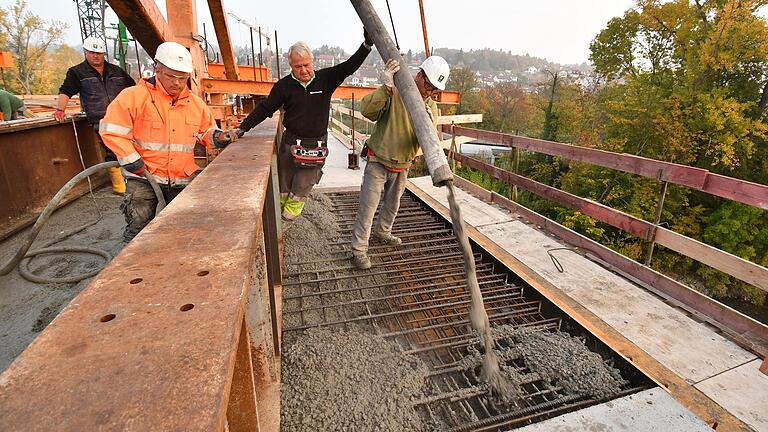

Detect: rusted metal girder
0,116,104,238
106,0,170,57
206,1,240,80
201,78,461,103
207,64,270,82
406,181,755,431
0,119,282,431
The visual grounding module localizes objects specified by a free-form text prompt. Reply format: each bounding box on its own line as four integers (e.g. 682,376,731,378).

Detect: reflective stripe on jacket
99,77,218,187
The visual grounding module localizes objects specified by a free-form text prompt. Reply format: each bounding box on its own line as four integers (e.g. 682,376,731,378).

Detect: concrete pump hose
0,162,166,284
350,0,453,187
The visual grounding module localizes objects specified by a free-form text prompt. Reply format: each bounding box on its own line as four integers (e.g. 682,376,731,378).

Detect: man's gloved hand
383,59,400,89
364,28,374,48
129,165,146,176
213,128,244,148
53,109,66,122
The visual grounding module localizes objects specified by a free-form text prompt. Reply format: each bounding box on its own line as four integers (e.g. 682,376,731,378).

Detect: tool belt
283,130,328,167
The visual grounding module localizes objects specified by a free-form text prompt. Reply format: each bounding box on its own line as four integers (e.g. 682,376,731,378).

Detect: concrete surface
515,388,713,432
316,132,366,190
694,359,768,432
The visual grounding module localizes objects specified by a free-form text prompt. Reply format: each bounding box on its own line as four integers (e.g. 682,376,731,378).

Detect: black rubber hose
0,161,166,283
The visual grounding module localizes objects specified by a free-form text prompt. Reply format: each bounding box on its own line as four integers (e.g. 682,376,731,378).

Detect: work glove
364,28,374,48
213,128,243,148
53,109,66,122
383,59,400,89
127,164,146,176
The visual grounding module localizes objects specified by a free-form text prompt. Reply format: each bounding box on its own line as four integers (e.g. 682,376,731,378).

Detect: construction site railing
0,119,283,431
441,124,768,355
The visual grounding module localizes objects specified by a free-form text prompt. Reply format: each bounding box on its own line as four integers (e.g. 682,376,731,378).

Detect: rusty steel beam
0,117,104,237
206,1,240,80
106,0,170,57
201,78,460,103
0,119,281,431
406,181,756,431
207,64,269,81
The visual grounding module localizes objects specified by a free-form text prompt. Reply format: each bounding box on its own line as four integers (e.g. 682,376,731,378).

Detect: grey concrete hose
0,161,166,283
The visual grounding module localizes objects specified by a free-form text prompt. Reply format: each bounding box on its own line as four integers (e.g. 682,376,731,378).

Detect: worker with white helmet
55,36,136,194
350,56,450,269
99,41,241,242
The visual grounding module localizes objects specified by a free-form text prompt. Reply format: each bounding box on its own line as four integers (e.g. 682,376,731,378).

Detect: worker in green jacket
350,56,450,269
0,89,28,122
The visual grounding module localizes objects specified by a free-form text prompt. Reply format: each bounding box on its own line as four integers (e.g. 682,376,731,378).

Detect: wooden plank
435,114,483,125
694,360,768,431
453,175,492,202
405,181,755,432
0,119,280,431
655,228,768,292
452,152,656,240
703,173,768,211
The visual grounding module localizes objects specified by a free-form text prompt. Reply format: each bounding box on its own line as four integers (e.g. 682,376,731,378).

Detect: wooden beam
654,228,768,292
435,114,483,125
206,1,240,80
106,0,170,56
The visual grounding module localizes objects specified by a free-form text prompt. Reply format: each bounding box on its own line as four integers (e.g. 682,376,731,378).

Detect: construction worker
350,56,450,269
54,36,136,195
0,89,29,121
233,31,374,222
99,41,241,242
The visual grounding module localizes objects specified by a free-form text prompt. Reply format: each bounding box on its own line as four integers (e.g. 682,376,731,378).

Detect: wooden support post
512,145,520,201
645,180,669,266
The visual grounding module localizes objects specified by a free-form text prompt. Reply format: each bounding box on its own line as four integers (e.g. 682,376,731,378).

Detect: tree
0,0,67,94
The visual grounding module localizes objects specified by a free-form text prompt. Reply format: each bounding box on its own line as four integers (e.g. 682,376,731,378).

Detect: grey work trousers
351,161,408,253
121,179,183,242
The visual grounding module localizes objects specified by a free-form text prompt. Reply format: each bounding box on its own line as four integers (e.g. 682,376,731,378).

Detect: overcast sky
8,0,640,65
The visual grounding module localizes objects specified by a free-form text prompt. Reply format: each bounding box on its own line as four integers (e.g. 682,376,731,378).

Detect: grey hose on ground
0,161,166,283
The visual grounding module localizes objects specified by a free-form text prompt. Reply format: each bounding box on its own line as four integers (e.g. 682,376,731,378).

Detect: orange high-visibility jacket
99,77,219,187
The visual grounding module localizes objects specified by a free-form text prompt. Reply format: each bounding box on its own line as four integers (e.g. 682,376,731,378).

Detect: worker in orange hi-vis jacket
99,41,242,242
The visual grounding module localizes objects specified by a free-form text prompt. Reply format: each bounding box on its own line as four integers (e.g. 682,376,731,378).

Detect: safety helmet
154,42,193,73
419,56,450,90
83,36,106,54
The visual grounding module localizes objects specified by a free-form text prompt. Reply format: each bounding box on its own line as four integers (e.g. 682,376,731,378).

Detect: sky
7,0,640,65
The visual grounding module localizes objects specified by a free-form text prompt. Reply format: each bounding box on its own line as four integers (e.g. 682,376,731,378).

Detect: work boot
352,251,371,270
374,231,402,245
107,166,126,195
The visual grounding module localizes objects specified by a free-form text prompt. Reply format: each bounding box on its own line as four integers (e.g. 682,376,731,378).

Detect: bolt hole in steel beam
130,278,143,284
100,314,116,323
197,270,210,277
180,304,195,312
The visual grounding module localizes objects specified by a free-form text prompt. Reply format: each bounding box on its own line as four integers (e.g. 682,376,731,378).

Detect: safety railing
442,124,768,356
0,119,284,431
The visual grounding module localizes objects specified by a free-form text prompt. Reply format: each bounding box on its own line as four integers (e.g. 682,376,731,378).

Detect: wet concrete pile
282,193,387,332
281,326,429,431
460,325,628,402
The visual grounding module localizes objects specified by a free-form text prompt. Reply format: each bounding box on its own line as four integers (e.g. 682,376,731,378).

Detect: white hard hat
83,36,106,54
154,42,193,73
419,56,450,90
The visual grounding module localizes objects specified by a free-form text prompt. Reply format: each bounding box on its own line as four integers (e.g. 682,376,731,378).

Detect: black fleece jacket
239,43,371,138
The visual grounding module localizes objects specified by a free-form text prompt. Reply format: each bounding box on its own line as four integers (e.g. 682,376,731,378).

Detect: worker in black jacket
54,36,136,194
236,31,373,222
